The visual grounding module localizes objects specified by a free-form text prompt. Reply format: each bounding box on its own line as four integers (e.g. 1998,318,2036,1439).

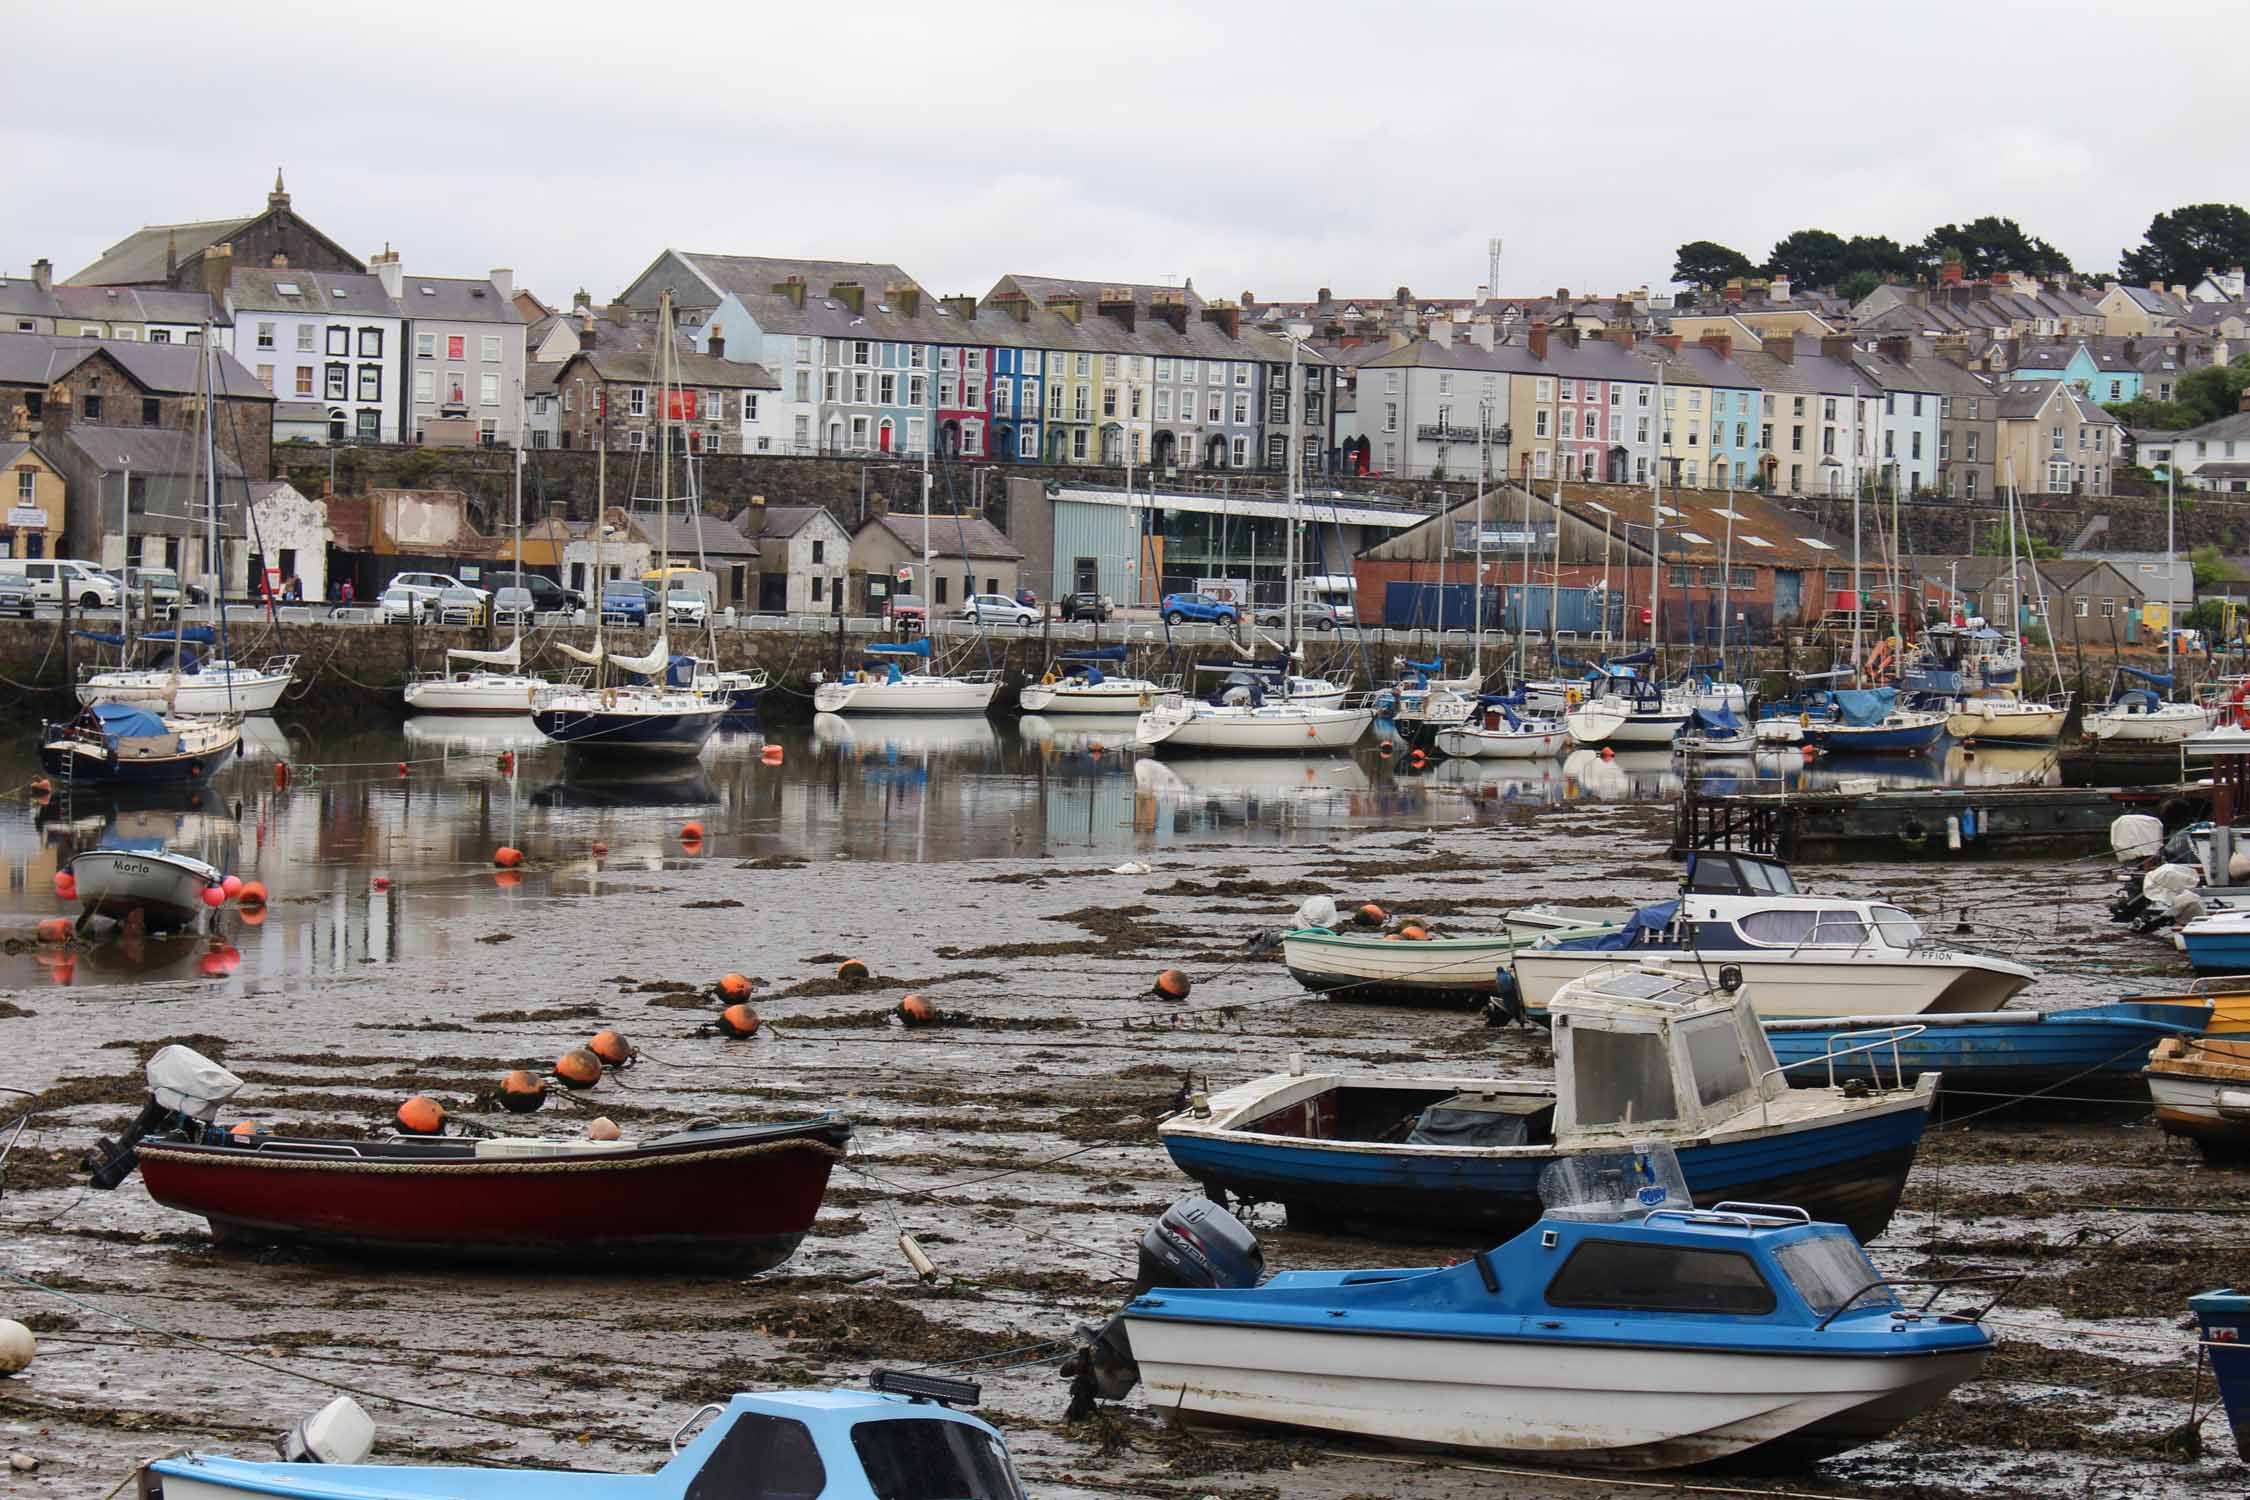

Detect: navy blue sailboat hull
532,707,723,758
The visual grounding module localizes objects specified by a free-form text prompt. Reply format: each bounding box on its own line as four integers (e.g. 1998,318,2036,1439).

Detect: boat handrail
1814,1271,2026,1331
1754,1024,1929,1113
251,1140,365,1159
671,1402,725,1454
1641,1205,1806,1231
1707,1200,1812,1223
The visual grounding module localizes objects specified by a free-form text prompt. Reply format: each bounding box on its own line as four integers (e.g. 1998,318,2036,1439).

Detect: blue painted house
2007,340,2141,404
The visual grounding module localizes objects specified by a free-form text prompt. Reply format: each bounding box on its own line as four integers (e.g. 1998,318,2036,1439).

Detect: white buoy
899,1232,937,1282
1291,894,1340,930
1946,815,1961,852
0,1320,33,1375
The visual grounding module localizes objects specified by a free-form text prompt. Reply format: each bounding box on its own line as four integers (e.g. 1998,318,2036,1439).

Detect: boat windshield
1869,906,1924,948
1773,1232,1898,1317
851,1419,1026,1500
1570,1028,1679,1128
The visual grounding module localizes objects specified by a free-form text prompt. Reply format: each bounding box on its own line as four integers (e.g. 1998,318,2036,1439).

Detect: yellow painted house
1,440,67,558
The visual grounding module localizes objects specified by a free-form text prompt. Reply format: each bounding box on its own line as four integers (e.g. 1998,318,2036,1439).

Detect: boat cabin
1548,966,1789,1139
1547,853,1927,958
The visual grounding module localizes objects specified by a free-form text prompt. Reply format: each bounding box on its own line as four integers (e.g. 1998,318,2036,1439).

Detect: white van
0,558,120,609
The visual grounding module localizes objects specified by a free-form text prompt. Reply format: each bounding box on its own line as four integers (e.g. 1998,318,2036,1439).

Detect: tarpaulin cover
1402,657,1442,674
1062,646,1127,662
90,702,166,740
2120,666,2172,689
1687,704,1743,736
866,639,933,658
1551,899,1678,951
73,631,127,646
1607,649,1655,668
1831,688,1898,727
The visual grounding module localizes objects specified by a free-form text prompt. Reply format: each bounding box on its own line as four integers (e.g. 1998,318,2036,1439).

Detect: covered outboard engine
83,1045,242,1190
1063,1195,1262,1417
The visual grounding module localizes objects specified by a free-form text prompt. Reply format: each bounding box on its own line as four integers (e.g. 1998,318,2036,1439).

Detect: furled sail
608,634,671,677
445,638,523,670
554,640,606,667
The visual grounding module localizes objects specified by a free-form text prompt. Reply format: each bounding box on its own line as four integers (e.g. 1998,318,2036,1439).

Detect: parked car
887,593,928,630
962,592,1038,627
0,558,120,609
490,586,536,625
650,580,711,625
1161,591,1240,626
436,585,487,625
484,570,584,614
600,581,650,625
377,583,440,622
120,566,185,612
0,575,32,618
1255,602,1341,632
1061,591,1111,623
389,571,487,603
1014,586,1038,607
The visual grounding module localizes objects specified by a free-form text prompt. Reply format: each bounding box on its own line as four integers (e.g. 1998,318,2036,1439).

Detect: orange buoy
717,1002,761,1038
1305,725,1317,739
237,880,267,908
590,840,609,857
47,955,74,985
29,778,52,798
274,761,290,788
1377,739,1394,753
717,972,754,1001
34,917,71,944
53,872,77,901
396,1096,446,1135
493,846,524,868
493,869,523,889
228,1120,267,1140
1355,902,1387,928
681,821,705,841
396,761,409,777
1801,744,1817,762
372,875,392,891
221,875,243,899
200,886,226,908
497,1070,547,1113
760,744,784,765
1154,968,1192,1002
897,993,937,1026
1400,923,1430,941
587,1029,635,1068
1382,932,1403,941
239,904,268,927
1599,746,1615,761
835,958,870,983
554,1047,603,1089
1408,748,1428,767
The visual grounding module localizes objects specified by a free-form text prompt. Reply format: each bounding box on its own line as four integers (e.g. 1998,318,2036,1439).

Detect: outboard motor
1063,1195,1263,1418
83,1045,242,1189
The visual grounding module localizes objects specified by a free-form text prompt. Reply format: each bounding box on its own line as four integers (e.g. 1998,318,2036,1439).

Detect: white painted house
223,269,405,441
245,479,333,599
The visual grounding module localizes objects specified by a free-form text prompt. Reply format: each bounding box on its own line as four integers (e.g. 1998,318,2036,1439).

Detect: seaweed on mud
472,1003,606,1023
96,1032,232,1059
475,932,516,944
735,856,808,870
683,899,744,909
0,1001,34,1018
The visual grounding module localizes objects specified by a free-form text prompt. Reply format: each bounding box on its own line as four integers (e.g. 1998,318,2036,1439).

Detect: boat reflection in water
1565,747,1682,801
811,712,1001,760
531,765,717,810
1427,757,1572,807
402,714,552,757
1017,714,1140,758
1937,744,2062,788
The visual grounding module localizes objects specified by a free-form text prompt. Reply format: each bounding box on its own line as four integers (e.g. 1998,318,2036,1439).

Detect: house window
327,326,349,355
1533,448,1551,477
358,410,379,439
1535,410,1549,438
253,363,273,391
447,335,465,359
136,396,159,425
1232,392,1249,424
743,393,759,423
1023,352,1041,375
965,378,983,408
1230,435,1248,466
416,332,434,358
256,322,276,350
324,365,347,400
851,371,871,404
1071,427,1088,460
850,414,870,448
358,365,381,401
1385,402,1400,434
1018,428,1037,459
297,367,316,397
1155,389,1172,421
629,386,647,417
1582,411,1598,438
481,335,501,363
628,429,645,451
2050,426,2063,452
934,575,949,605
1078,354,1094,378
358,328,383,357
1047,384,1063,419
852,340,874,366
480,373,499,405
1075,387,1092,421
414,370,435,403
962,420,983,455
1911,431,1923,460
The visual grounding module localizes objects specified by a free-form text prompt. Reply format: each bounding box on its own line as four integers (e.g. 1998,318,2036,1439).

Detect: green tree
1671,240,1758,289
1764,228,1851,288
2120,203,2250,287
1842,234,1916,280
2103,395,2194,430
2190,544,2244,589
1917,217,2073,279
1837,269,1884,304
2174,354,2250,427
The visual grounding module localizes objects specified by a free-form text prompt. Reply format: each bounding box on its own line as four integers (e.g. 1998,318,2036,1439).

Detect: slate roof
67,216,252,286
2117,285,2193,316
0,331,270,399
227,269,401,318
52,285,217,326
397,274,526,325
0,439,56,473
2177,411,2250,444
523,360,561,396
621,508,761,559
865,512,1023,561
1909,555,2129,595
1993,379,2121,425
560,339,779,391
2197,462,2250,480
740,504,839,540
0,276,60,322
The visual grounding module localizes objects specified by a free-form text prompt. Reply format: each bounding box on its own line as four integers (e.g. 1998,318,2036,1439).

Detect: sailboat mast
593,414,607,684
1471,400,1486,680
1286,339,1301,660
1718,471,1734,673
1648,357,1663,658
1850,382,1863,689
2167,462,2177,686
511,384,524,655
1547,464,1563,673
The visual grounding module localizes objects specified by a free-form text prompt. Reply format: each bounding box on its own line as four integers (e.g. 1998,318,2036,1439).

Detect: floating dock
1674,782,2212,863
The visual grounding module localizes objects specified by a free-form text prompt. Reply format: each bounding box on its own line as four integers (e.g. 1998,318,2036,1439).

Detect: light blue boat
141,1376,1025,1499
2178,910,2250,974
1762,1002,2213,1098
2190,1288,2250,1461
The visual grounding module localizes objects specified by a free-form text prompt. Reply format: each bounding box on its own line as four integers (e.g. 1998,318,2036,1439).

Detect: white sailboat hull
812,675,999,715
402,673,542,716
81,666,292,716
70,848,221,929
1434,723,1569,759
1565,703,1689,746
1016,679,1162,715
1124,1317,1987,1469
2084,702,2209,743
1512,949,2033,1018
1136,701,1373,751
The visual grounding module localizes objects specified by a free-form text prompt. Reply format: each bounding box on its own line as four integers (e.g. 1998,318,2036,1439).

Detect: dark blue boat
39,703,240,786
2191,1288,2250,1461
1800,687,1948,756
1763,1002,2213,1097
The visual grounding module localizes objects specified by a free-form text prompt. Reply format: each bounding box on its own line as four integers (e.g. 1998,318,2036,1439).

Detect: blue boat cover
1830,688,1897,727
1551,899,1678,951
73,630,127,646
1688,705,1742,736
1402,657,1442,674
1062,646,1127,662
866,639,933,658
2115,689,2161,712
2120,666,2171,689
90,702,166,741
1608,649,1655,668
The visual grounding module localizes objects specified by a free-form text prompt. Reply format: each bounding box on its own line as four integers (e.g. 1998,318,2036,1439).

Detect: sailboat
1925,463,2070,742
2084,463,2208,745
1018,647,1177,714
403,411,555,715
1436,458,1569,758
531,294,727,760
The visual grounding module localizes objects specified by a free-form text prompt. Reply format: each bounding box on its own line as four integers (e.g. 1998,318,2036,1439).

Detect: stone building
66,172,362,294
0,333,273,481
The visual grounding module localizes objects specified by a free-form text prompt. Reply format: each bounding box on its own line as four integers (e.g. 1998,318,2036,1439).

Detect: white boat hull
2085,702,2209,744
81,667,292,716
1944,700,2068,742
812,675,999,714
1282,930,1557,993
1565,704,1689,746
1135,701,1373,752
1123,1317,1988,1469
70,848,221,930
1434,723,1568,759
1511,950,2033,1017
1017,680,1162,715
402,673,543,716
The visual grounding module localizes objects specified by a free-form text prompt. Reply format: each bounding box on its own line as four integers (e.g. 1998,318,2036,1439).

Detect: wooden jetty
1674,781,2212,863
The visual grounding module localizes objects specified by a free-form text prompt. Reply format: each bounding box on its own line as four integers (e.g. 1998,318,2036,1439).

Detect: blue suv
1161,592,1240,626
600,581,649,624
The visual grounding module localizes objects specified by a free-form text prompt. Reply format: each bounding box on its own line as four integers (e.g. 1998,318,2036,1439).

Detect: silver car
490,586,536,624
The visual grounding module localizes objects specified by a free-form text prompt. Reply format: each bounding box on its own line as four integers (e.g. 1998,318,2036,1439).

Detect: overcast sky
4,1,2233,310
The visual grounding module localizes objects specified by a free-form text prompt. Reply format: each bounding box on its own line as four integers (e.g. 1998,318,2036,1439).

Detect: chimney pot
707,322,726,360
1316,286,1331,304
30,258,51,293
1529,320,1549,360
1697,331,1733,360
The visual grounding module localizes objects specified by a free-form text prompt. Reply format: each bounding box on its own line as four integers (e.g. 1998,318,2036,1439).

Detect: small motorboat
69,842,223,931
87,1046,851,1270
1673,704,1756,759
2176,909,2250,974
704,664,770,712
139,1369,1023,1499
1280,919,1615,1003
1509,849,2035,1019
1069,1144,1999,1470
2084,666,2210,745
40,702,241,786
2190,1288,2250,1461
2144,1034,2250,1160
1563,666,1690,748
1762,1001,2213,1098
1161,959,1936,1243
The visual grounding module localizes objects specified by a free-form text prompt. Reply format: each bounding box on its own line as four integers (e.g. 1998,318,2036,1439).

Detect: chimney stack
1316,286,1331,305
489,267,513,302
1097,286,1137,331
1046,294,1081,324
370,245,402,302
707,322,726,360
1766,334,1795,365
1560,326,1581,349
1653,334,1683,352
1150,287,1188,333
1769,276,1793,303
606,300,631,327
201,241,235,303
30,258,51,293
832,281,865,314
1604,326,1634,348
772,276,806,308
1529,320,1549,360
1877,334,1911,363
578,314,595,349
1199,302,1241,338
1697,331,1733,360
1819,333,1857,362
885,282,920,317
1467,322,1493,351
1395,285,1412,307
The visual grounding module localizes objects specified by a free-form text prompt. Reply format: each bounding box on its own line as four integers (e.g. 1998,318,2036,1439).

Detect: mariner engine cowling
1064,1195,1263,1417
83,1045,242,1190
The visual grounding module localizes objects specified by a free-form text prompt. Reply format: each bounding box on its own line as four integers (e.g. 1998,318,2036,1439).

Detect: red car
887,593,928,631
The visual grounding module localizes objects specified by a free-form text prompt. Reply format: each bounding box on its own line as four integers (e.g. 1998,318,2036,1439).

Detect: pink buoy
221,875,244,899
200,886,226,908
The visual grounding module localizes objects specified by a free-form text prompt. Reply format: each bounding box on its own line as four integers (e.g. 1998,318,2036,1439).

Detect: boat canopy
867,639,933,658
1198,655,1289,675
2115,689,2162,713
1607,649,1656,669
1686,704,1743,737
1547,964,1787,1138
1549,899,1679,951
2119,666,2172,689
73,630,128,647
1062,646,1127,662
89,702,168,743
1401,656,1442,674
1830,687,1898,727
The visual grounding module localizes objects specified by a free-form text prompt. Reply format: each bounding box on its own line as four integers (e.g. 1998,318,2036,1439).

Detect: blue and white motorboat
2190,1288,2250,1461
2177,909,2250,974
1674,703,1756,758
1799,687,1947,756
138,1371,1026,1499
39,702,241,787
1077,1144,1998,1470
1508,849,2035,1018
1160,958,1936,1243
1564,662,1691,748
1762,1001,2213,1098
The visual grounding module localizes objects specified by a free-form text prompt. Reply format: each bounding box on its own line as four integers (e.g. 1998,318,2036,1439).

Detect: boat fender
1947,814,1962,851
1961,808,1976,839
1490,969,1525,1027
0,1320,35,1375
900,1231,938,1283
1472,1249,1500,1294
835,957,871,983
1898,819,1928,851
1355,902,1387,928
586,1116,621,1141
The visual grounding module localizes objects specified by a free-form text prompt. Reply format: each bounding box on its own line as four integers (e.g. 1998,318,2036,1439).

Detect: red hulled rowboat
132,1115,851,1272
